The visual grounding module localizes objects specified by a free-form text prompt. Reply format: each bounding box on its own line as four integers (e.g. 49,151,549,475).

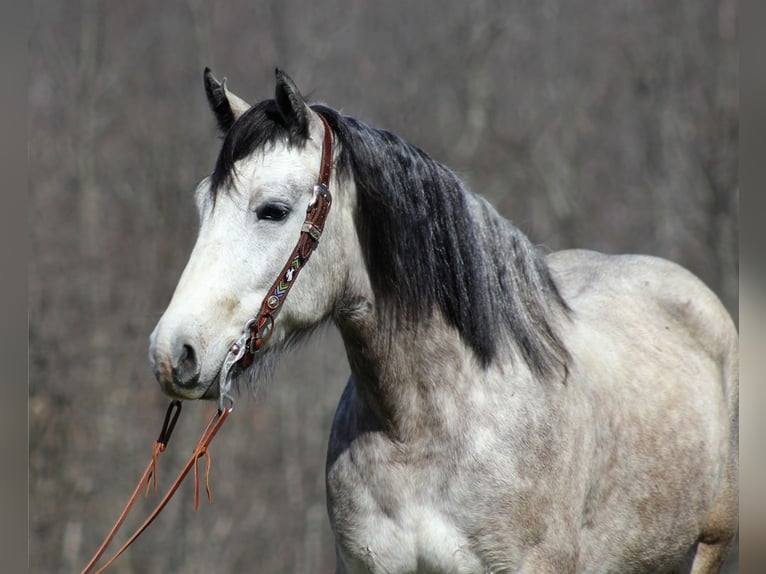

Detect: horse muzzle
149,329,218,400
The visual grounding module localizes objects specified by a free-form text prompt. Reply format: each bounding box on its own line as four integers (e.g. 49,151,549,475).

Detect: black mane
211,101,570,377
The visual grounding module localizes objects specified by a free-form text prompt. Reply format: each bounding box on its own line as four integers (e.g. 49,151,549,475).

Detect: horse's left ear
204,67,250,133
274,68,311,138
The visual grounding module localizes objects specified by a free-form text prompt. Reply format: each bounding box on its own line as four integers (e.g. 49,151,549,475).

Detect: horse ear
203,67,250,133
274,68,310,137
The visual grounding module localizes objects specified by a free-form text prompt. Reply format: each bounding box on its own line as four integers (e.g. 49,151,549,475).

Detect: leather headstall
218,112,334,409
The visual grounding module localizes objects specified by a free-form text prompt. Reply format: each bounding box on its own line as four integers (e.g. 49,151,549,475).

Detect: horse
148,68,738,573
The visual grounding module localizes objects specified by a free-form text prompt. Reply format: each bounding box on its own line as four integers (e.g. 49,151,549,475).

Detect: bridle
81,113,334,574
217,113,333,411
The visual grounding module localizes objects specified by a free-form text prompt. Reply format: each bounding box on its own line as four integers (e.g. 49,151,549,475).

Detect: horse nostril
173,343,200,387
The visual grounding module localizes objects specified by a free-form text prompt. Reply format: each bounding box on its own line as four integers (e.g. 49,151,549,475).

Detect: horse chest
326,377,569,573
327,450,486,574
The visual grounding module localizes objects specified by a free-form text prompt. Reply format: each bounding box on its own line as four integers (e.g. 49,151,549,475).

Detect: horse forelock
207,100,570,377
209,99,306,198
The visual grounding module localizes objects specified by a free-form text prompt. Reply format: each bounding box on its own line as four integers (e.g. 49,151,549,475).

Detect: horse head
149,69,360,401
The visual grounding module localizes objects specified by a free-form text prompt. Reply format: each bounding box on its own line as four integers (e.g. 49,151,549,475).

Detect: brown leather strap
317,113,333,188
81,405,231,574
79,459,157,574
237,113,333,368
80,401,182,574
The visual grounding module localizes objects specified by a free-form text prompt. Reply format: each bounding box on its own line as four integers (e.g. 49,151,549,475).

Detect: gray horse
149,69,738,573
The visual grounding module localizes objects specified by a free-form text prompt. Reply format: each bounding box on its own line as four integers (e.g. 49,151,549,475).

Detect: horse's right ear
203,67,250,133
274,68,311,138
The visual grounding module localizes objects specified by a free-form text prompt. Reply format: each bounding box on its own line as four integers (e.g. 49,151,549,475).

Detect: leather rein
81,114,334,574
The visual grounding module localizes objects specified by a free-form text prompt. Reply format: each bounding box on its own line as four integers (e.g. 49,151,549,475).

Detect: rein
82,114,334,573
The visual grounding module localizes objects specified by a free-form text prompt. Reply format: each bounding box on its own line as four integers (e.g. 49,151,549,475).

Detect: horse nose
173,343,200,387
151,338,201,388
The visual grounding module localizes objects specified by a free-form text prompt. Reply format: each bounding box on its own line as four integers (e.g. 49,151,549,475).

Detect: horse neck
325,122,568,438
334,295,485,441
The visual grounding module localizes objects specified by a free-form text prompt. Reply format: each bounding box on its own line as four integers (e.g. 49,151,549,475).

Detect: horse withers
149,69,738,573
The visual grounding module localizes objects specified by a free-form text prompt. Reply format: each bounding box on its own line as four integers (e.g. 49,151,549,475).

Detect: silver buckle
217,318,255,410
308,183,331,208
301,221,322,242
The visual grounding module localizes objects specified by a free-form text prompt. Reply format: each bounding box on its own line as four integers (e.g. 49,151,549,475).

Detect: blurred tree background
29,1,738,572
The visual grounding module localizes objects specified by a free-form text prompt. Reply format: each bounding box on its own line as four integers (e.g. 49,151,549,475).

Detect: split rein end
80,401,232,574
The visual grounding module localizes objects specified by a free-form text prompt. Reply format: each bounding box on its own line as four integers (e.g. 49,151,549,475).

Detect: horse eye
256,203,291,221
